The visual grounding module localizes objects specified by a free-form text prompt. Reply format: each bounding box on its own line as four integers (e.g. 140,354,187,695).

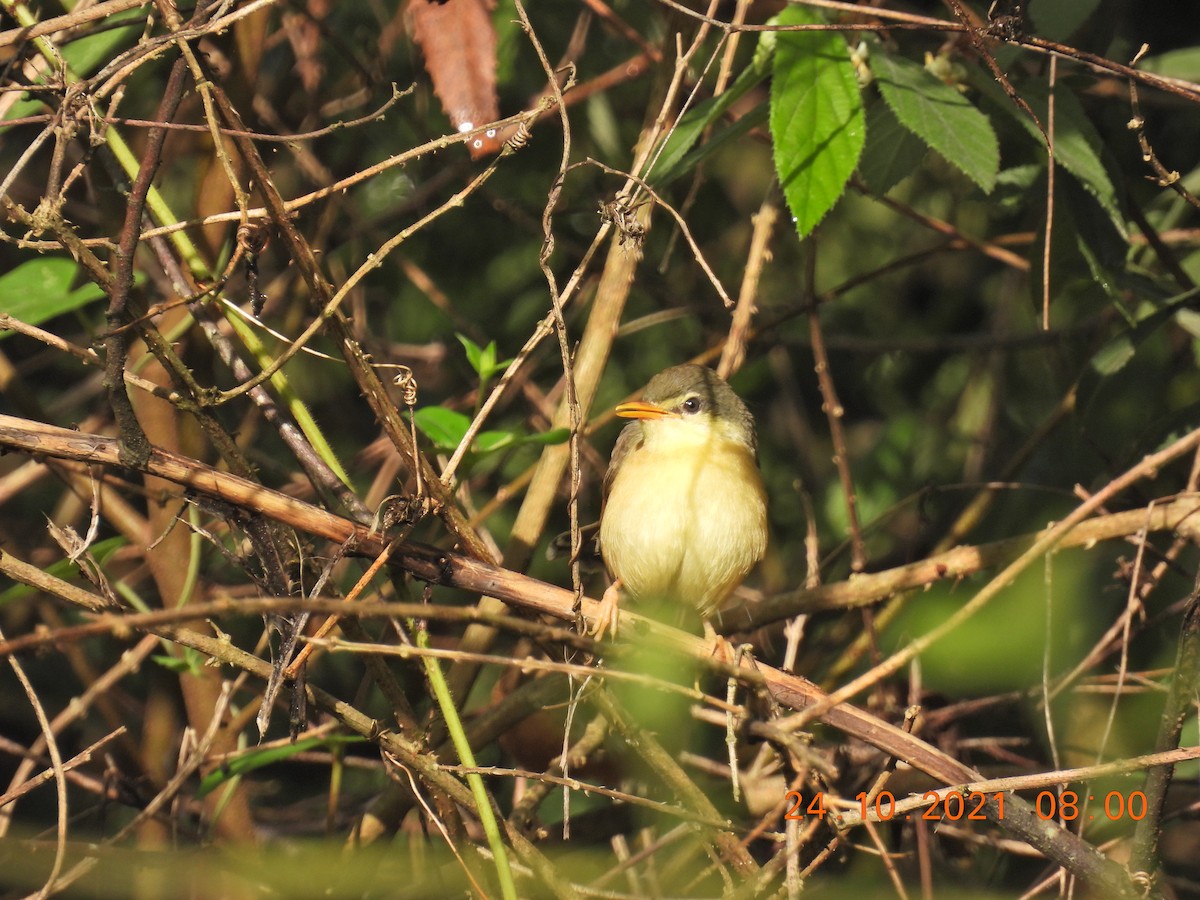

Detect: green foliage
858,99,929,195
457,333,513,386
0,258,106,338
412,406,568,455
886,553,1093,696
769,5,865,238
0,537,125,604
197,735,365,798
974,75,1125,235
871,51,999,193
1029,0,1105,42
1090,287,1200,375
1142,46,1200,80
649,32,774,187
150,649,208,675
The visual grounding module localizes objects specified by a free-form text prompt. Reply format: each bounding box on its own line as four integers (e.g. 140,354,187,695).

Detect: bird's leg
702,620,736,662
590,578,623,640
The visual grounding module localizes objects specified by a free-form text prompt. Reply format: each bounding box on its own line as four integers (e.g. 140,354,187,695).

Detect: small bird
594,365,768,637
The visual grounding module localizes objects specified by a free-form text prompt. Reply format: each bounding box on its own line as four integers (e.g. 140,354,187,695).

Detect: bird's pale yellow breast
600,424,767,616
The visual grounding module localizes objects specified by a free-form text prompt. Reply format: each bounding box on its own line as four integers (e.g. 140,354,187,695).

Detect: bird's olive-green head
615,364,757,454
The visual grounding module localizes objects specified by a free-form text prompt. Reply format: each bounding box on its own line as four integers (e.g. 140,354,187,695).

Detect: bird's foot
703,620,739,664
590,579,623,640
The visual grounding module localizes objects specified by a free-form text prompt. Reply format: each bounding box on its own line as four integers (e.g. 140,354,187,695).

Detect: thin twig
807,247,866,573
718,195,777,379
1,623,68,897
1042,54,1057,329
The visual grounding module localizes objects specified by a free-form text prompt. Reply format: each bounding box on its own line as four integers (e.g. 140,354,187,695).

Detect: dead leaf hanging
406,0,503,159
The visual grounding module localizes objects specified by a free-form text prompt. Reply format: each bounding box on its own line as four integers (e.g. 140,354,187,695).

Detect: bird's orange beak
615,400,674,420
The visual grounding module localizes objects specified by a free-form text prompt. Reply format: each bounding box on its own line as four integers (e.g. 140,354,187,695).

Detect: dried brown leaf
407,0,502,158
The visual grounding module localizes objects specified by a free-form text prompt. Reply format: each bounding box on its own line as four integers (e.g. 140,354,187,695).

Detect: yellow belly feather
600,437,767,615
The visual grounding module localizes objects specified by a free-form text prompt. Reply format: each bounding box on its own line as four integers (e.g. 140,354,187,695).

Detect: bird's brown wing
596,422,643,556
546,424,641,564
602,422,643,508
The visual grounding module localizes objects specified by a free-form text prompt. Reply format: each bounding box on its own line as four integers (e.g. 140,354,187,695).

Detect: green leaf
0,536,127,605
1028,0,1103,42
196,735,365,798
1033,86,1125,236
1090,333,1136,376
770,5,865,238
1177,308,1200,339
656,102,769,189
412,408,564,457
648,30,775,186
151,647,207,676
872,52,999,193
456,334,511,383
457,334,484,373
0,258,106,339
475,430,517,453
472,425,570,455
858,99,929,195
525,427,570,446
151,654,195,674
413,406,471,450
1140,47,1200,81
1090,287,1200,375
973,74,1124,235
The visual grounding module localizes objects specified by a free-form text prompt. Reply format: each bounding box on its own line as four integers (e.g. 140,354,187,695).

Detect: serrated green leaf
872,52,999,193
196,735,365,798
413,406,471,450
770,5,865,238
858,99,928,194
1034,87,1124,236
648,31,774,186
0,258,107,339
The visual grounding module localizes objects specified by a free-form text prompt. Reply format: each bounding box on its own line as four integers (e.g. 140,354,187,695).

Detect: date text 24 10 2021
785,789,1149,823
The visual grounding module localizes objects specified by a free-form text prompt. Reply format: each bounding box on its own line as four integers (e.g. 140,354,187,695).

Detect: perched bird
594,365,768,637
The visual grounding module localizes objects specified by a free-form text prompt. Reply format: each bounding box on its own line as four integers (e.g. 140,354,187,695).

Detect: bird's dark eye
680,396,702,415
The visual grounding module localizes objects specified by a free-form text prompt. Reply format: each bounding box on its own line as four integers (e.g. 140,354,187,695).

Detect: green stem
416,623,518,900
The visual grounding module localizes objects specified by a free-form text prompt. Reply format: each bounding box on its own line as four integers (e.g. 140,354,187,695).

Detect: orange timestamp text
783,789,1148,822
